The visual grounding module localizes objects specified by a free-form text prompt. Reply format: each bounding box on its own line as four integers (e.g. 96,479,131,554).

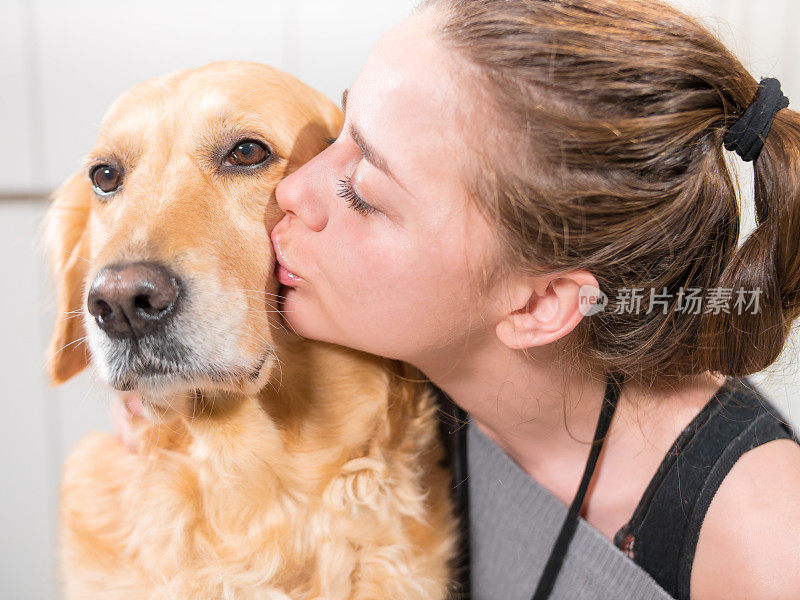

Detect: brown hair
418,0,800,387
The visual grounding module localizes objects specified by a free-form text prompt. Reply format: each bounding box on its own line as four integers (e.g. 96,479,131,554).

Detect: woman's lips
275,262,304,286
270,230,305,286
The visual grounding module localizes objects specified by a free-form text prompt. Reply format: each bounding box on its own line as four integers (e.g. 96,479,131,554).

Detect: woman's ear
41,170,93,385
495,271,600,350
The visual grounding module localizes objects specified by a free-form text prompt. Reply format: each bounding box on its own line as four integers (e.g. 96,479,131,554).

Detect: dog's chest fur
59,349,459,600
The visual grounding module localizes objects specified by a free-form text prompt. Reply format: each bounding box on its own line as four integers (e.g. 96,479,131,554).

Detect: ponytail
700,103,800,375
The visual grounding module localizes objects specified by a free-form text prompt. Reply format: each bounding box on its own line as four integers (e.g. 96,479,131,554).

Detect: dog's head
43,60,342,413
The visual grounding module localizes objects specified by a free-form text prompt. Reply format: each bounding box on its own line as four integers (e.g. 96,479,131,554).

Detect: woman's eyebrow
342,89,396,178
340,87,413,197
349,124,394,178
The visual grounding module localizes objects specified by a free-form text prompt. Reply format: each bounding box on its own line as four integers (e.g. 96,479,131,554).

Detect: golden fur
43,60,459,599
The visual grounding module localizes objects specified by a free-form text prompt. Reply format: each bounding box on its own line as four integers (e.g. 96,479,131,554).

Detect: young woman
116,1,800,598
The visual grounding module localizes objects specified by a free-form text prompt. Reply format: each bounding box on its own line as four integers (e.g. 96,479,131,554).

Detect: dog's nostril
134,279,179,318
134,294,150,309
135,293,158,313
92,299,114,320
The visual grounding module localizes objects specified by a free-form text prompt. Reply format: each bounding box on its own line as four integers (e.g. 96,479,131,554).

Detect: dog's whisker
240,292,288,301
236,287,288,297
239,335,285,377
237,290,290,302
242,305,287,316
241,309,288,323
189,389,202,425
242,308,294,326
241,329,271,349
45,336,87,364
240,291,283,300
59,247,91,264
152,418,162,449
275,310,304,338
57,312,86,323
239,309,291,334
242,307,286,316
241,298,291,317
249,333,284,365
172,394,194,423
245,330,285,376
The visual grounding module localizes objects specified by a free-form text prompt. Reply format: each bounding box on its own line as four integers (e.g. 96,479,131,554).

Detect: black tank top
435,375,800,600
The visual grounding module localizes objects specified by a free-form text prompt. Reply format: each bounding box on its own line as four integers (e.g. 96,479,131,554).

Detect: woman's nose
275,157,329,233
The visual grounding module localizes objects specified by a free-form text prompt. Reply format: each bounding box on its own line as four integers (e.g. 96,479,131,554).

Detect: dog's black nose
87,263,180,338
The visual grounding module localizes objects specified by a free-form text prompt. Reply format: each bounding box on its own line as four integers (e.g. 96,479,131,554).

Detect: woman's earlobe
495,298,561,350
496,317,536,349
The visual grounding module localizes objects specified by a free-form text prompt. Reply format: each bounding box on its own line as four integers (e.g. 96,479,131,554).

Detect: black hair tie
723,77,790,162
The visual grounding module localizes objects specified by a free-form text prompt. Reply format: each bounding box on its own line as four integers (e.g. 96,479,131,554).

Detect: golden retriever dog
43,60,459,599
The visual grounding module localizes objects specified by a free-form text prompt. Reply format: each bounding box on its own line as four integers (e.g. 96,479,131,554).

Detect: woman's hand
111,391,144,454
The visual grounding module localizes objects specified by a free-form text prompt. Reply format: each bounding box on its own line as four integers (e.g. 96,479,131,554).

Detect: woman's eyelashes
337,176,378,215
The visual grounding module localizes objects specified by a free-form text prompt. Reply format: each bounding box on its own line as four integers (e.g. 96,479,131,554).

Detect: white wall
1,1,799,598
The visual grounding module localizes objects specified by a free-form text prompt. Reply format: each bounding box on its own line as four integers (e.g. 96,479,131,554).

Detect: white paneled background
1,1,799,598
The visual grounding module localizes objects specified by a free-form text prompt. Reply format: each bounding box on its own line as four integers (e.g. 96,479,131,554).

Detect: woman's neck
415,333,727,486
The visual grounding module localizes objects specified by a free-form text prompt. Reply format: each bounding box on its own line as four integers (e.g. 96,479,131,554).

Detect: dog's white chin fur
98,352,278,423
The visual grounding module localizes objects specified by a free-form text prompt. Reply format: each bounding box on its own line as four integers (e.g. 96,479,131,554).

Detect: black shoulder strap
613,376,799,599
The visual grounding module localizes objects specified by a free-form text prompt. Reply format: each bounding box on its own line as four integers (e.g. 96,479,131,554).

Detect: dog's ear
321,101,344,142
41,170,93,385
285,101,345,172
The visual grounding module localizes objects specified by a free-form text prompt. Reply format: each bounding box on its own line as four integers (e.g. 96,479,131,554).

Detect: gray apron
467,417,675,600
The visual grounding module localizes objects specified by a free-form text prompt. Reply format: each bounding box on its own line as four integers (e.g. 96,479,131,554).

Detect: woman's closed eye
337,176,378,215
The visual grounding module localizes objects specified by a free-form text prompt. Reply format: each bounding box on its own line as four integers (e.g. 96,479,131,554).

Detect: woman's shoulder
690,430,800,600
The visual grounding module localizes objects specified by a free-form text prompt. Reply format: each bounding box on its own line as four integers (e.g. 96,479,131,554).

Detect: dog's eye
226,141,271,167
91,165,122,194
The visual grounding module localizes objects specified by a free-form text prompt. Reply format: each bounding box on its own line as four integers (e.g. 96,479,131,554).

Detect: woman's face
271,10,500,364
